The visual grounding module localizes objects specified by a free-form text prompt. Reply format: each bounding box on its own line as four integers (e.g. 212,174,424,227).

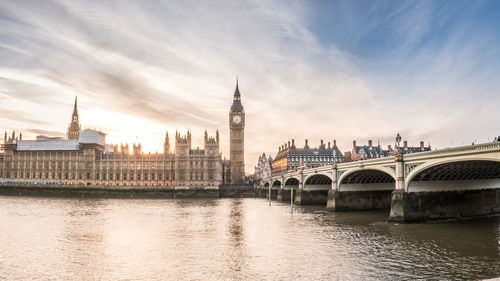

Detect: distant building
350,140,391,161
349,139,431,161
254,153,273,181
272,139,344,176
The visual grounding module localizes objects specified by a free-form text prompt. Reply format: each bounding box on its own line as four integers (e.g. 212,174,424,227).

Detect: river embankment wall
0,184,259,199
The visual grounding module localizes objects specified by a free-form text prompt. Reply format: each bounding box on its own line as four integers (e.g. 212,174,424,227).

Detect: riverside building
0,81,246,187
254,153,273,181
349,139,431,161
271,139,344,176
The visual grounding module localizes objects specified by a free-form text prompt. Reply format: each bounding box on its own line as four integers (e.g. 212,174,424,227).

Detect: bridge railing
404,141,500,160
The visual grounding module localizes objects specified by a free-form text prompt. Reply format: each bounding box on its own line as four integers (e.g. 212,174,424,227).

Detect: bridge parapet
405,141,500,160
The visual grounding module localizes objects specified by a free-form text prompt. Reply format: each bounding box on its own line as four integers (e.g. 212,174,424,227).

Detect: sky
1,0,499,174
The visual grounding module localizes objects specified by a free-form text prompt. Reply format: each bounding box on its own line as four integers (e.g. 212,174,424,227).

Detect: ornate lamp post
395,133,402,156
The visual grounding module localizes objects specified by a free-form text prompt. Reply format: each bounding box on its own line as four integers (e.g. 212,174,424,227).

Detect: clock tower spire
229,78,245,185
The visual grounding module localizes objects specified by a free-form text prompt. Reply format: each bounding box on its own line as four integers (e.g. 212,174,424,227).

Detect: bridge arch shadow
284,177,299,189
338,169,395,192
272,180,281,189
334,168,395,210
406,159,500,192
304,174,332,191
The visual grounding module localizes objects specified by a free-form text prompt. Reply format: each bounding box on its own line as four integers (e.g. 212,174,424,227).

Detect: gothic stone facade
254,153,273,181
0,129,221,187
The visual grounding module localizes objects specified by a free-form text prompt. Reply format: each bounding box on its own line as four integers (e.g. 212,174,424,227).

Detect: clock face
233,115,241,124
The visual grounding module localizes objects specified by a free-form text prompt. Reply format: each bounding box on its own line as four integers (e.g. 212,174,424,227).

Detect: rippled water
0,196,499,280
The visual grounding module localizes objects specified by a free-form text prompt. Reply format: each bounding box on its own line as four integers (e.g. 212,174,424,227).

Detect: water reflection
0,196,498,280
225,199,248,279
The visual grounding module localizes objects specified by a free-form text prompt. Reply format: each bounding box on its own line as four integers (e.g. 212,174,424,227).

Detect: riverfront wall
0,184,258,199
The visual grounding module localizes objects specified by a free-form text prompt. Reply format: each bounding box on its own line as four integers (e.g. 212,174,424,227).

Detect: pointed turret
67,96,81,140
230,78,243,110
72,96,78,117
164,132,170,154
234,77,240,97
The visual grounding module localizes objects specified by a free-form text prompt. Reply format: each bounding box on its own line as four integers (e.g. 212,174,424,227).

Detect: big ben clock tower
229,79,245,185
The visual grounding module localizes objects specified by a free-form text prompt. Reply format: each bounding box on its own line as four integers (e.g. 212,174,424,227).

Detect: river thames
0,196,498,280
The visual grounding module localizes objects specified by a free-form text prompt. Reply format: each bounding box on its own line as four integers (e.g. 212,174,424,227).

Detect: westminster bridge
259,141,500,222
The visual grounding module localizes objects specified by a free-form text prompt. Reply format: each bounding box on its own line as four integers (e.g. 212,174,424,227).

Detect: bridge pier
326,166,338,210
270,189,279,200
280,189,295,202
277,188,283,201
388,154,407,222
258,188,268,198
391,188,500,222
329,190,393,211
298,190,329,205
294,172,303,205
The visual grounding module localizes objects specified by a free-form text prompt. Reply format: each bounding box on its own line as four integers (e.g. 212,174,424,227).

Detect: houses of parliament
0,81,246,187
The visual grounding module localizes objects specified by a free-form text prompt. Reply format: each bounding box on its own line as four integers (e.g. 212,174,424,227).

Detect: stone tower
164,132,170,154
67,96,81,140
229,79,245,185
174,131,191,186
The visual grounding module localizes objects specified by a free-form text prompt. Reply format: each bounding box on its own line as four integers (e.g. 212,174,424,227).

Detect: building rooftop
14,129,105,151
274,139,344,161
16,139,80,151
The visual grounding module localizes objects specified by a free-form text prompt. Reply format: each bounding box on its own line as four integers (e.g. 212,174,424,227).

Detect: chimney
403,141,408,148
288,141,291,148
305,139,309,148
328,142,331,149
321,139,324,146
292,139,295,147
353,140,356,148
368,140,372,147
278,146,281,152
420,141,424,148
334,140,337,147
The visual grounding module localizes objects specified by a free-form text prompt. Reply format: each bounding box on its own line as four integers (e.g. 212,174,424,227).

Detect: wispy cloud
0,0,499,172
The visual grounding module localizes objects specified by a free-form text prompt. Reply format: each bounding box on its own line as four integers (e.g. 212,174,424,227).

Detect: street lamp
395,133,402,156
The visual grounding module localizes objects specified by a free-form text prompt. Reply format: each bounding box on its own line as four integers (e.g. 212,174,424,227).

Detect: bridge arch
338,167,396,192
303,173,331,184
272,180,282,189
284,177,299,189
303,174,332,191
405,158,500,192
